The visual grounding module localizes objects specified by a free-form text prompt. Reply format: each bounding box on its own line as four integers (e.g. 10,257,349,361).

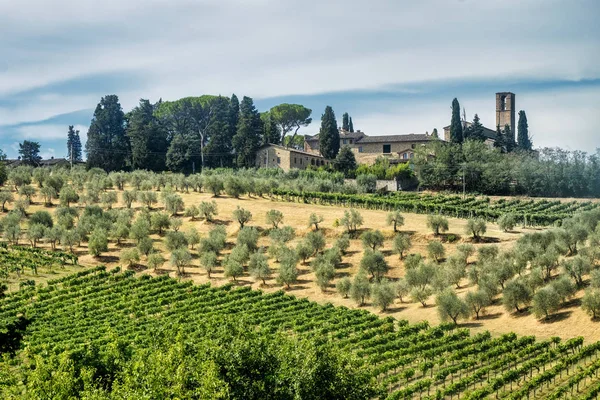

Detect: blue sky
1,0,599,159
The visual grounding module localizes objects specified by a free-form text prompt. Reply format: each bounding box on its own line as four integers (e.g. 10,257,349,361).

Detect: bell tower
496,92,515,142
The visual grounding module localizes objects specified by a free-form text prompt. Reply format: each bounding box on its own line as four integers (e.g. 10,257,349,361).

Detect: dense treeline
414,139,600,197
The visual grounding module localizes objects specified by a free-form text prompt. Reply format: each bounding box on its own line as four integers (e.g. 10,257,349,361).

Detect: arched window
501,95,507,111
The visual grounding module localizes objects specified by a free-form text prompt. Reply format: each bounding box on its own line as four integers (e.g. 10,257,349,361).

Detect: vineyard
3,268,600,399
271,189,600,226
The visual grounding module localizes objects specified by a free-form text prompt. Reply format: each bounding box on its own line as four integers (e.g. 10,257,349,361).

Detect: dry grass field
10,189,600,342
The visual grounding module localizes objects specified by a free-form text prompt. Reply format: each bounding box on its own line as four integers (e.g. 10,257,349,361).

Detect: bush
427,215,448,236
356,174,377,193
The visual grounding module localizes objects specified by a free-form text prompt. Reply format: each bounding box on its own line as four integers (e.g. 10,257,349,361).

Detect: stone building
443,92,516,145
255,144,331,172
304,130,432,165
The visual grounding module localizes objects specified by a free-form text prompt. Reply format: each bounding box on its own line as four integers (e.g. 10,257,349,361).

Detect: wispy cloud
0,0,599,157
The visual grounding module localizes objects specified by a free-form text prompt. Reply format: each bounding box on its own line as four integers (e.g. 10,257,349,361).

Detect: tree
517,110,532,151
232,96,263,168
266,209,284,229
308,213,324,231
164,194,184,216
340,209,363,234
185,228,201,250
532,286,560,319
165,231,188,251
237,227,259,252
465,290,491,319
0,190,13,212
66,125,83,163
126,99,168,171
171,248,192,276
277,250,299,289
427,215,448,236
336,277,352,298
334,146,357,176
270,103,312,146
582,289,600,319
120,248,140,269
348,117,354,132
335,234,351,255
30,210,53,228
305,231,326,255
27,223,45,248
151,212,171,234
18,140,42,166
392,234,411,260
450,98,463,144
86,95,129,171
465,218,487,241
427,241,445,263
88,228,108,257
147,252,166,272
498,213,517,232
249,252,271,285
431,128,439,139
199,251,218,278
494,124,506,153
562,256,591,287
464,114,485,141
503,124,515,153
233,206,252,229
436,289,469,325
0,150,7,187
361,230,384,251
318,106,340,159
360,250,388,282
199,201,218,222
410,286,433,307
342,112,350,131
261,111,281,145
350,269,371,305
386,211,405,232
371,279,396,311
503,278,532,312
395,279,410,302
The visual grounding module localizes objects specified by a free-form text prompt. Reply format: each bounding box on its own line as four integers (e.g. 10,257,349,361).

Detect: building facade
304,131,432,165
255,144,331,172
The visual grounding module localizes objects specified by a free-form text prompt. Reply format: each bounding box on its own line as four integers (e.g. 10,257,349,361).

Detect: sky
1,0,599,159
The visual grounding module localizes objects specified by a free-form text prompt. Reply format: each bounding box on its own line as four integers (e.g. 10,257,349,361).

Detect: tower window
501,95,507,111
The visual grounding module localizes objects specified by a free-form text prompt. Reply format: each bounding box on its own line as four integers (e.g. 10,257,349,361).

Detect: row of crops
3,268,600,399
0,245,77,279
271,189,600,226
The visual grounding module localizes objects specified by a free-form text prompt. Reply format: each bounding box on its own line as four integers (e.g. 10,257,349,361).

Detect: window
264,157,267,165
349,139,353,144
294,157,297,164
402,153,408,159
501,95,507,111
383,144,391,154
300,158,302,165
411,144,416,149
358,146,363,153
342,139,347,145
277,157,281,164
311,159,315,165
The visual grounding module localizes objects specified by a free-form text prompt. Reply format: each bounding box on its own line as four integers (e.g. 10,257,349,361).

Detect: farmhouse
255,144,331,172
304,130,432,165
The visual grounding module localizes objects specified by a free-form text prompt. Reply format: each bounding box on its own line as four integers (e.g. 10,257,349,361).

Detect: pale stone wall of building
256,146,329,172
354,141,424,154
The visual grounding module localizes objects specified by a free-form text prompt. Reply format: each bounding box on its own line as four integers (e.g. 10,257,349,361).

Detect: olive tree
340,209,363,234
88,228,108,257
465,290,491,319
147,252,166,272
360,249,388,282
427,241,445,263
120,248,140,269
336,277,352,298
436,289,469,325
426,215,448,236
171,248,192,276
502,278,532,312
308,213,324,231
386,210,405,232
361,230,384,251
233,206,252,229
350,269,371,306
498,213,517,232
199,200,218,222
392,234,411,260
582,289,600,319
532,285,561,319
266,209,284,229
465,218,487,241
277,249,299,289
200,251,218,278
249,252,271,285
371,279,396,311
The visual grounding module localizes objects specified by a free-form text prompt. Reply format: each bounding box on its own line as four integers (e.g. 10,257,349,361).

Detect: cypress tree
342,112,350,131
348,117,354,132
503,124,515,153
86,95,129,171
66,125,82,162
450,98,463,144
466,114,485,141
494,125,505,153
126,99,168,171
431,128,439,139
233,96,263,168
517,110,532,151
334,145,357,176
229,94,240,140
318,106,340,159
261,112,281,145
